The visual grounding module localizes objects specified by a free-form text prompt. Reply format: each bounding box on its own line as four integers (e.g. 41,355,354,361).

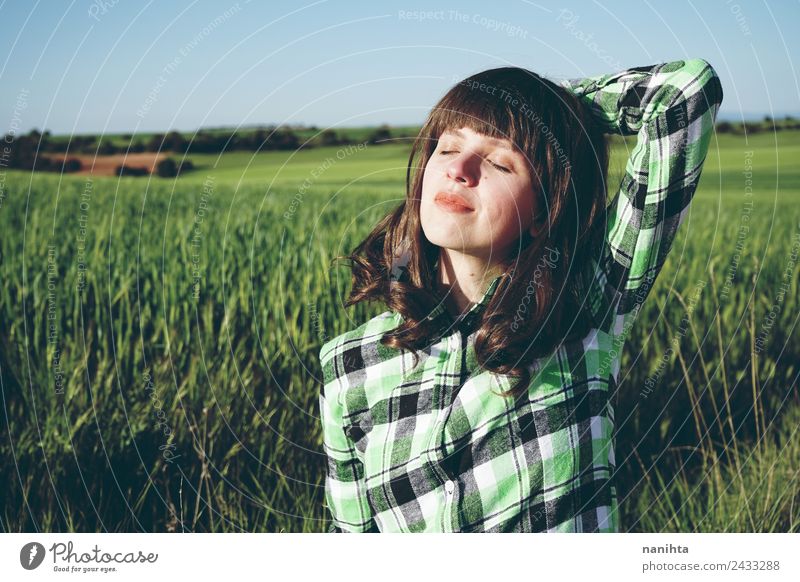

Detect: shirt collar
425,273,503,336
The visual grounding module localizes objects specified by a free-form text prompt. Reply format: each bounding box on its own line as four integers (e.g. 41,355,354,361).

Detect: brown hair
339,66,609,399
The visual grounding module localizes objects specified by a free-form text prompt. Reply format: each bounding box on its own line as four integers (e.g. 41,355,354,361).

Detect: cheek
421,164,441,196
481,186,535,236
487,187,532,222
507,180,536,216
421,169,431,193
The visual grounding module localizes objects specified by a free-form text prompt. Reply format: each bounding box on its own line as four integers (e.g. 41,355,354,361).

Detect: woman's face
420,126,541,262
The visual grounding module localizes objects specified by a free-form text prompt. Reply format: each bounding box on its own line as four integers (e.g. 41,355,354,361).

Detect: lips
434,191,474,212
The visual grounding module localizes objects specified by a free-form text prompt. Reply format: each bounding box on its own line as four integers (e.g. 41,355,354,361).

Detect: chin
421,226,449,249
423,232,474,253
421,215,465,250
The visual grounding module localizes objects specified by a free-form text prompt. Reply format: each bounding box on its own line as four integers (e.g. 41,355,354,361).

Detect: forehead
440,127,516,151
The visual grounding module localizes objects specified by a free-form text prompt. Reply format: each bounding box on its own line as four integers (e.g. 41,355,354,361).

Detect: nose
446,152,479,187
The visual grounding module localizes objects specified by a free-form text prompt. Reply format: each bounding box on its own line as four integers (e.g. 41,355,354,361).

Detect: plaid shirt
319,58,723,532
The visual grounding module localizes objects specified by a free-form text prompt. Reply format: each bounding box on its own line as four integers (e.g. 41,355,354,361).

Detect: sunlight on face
420,126,539,262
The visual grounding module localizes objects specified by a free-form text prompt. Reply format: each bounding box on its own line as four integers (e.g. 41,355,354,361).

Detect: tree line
0,125,396,175
3,118,796,176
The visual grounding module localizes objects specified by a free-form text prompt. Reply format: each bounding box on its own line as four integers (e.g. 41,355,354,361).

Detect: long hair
339,66,610,399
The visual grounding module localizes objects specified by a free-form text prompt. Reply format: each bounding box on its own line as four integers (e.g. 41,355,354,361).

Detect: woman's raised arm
560,59,724,339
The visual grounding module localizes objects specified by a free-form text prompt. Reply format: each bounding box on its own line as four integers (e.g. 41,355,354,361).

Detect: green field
1,129,798,532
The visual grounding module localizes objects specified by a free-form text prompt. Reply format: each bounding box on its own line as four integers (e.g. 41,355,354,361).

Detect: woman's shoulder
319,310,401,377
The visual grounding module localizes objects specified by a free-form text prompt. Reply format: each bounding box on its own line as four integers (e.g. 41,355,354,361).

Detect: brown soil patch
45,153,166,176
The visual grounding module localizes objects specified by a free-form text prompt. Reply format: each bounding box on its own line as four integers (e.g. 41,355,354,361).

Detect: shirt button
444,480,455,495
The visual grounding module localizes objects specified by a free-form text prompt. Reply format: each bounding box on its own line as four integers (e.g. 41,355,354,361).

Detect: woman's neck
436,248,504,317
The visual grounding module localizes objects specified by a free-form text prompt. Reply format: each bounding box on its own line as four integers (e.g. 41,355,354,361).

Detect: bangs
422,70,551,171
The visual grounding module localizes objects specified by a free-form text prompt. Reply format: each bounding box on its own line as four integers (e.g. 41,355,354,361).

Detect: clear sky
1,0,798,135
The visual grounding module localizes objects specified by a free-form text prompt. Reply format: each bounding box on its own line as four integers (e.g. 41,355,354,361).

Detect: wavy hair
340,66,610,399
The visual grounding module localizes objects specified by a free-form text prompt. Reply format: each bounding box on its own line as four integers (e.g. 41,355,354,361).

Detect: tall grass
1,131,798,532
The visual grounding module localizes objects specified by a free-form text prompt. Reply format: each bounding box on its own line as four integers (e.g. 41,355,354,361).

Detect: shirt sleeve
560,59,723,333
318,340,378,533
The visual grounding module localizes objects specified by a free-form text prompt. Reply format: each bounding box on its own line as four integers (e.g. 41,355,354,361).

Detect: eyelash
438,150,511,173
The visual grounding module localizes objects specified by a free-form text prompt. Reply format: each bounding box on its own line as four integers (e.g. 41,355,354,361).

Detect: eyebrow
442,128,515,151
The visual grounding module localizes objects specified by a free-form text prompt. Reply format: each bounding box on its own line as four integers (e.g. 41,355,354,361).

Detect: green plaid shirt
319,58,723,532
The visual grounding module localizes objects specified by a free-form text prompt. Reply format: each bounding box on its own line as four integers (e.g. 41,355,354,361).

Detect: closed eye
488,160,511,173
437,149,512,173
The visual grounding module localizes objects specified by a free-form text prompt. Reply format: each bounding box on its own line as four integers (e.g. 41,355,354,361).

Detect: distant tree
62,158,82,173
98,139,117,155
71,135,96,154
116,165,149,177
716,121,733,133
129,141,145,153
267,128,299,150
744,122,762,134
178,159,194,174
156,158,178,177
33,157,54,172
319,129,340,146
251,128,268,150
4,130,48,170
367,124,392,145
165,131,187,153
147,134,165,151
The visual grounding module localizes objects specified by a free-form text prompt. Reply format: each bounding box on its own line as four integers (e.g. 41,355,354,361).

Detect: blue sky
1,0,798,135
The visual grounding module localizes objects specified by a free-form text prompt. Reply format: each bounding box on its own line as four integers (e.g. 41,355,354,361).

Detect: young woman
319,59,723,532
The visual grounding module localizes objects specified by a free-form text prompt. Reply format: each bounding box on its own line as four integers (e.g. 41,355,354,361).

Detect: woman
319,59,723,532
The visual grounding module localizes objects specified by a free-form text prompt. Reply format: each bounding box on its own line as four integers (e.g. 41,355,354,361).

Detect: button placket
430,330,462,456
432,330,462,430
441,476,459,532
440,330,464,532
423,332,454,468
